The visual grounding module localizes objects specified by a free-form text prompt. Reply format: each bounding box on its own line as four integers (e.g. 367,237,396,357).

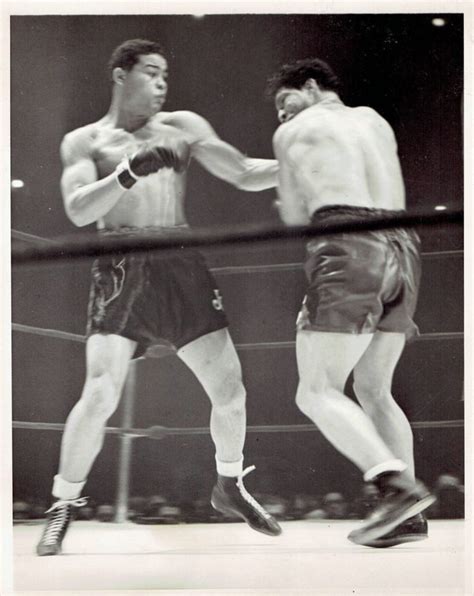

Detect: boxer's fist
130,138,190,176
116,137,190,189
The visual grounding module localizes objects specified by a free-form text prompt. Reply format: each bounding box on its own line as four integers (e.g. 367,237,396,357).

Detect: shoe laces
42,497,88,545
236,466,272,520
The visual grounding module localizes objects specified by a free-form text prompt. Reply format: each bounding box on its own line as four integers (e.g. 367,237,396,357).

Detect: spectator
157,505,183,524
143,495,168,518
352,483,380,518
127,496,148,521
13,500,32,521
431,474,464,519
288,494,313,520
303,496,327,520
96,504,115,522
260,495,288,520
321,492,349,519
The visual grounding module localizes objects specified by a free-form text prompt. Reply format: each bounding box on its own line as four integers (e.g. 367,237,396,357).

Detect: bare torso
77,112,191,230
273,102,405,225
61,107,277,230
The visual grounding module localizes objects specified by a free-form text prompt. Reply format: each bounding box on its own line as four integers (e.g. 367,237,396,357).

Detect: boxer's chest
92,122,184,179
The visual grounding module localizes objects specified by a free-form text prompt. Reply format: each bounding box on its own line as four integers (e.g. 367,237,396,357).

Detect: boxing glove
116,138,190,189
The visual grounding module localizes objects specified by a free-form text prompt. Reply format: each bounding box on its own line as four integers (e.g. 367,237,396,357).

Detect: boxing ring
12,519,467,593
10,209,469,594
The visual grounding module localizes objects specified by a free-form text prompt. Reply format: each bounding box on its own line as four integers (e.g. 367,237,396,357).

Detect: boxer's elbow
67,210,91,227
65,192,95,227
280,210,303,226
278,202,309,227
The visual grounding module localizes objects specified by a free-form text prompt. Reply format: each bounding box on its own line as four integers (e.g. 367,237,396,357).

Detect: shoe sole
347,494,436,546
36,547,62,556
211,500,282,536
362,533,428,548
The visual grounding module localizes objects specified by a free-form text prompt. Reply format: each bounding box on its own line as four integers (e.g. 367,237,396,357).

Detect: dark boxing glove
116,138,190,189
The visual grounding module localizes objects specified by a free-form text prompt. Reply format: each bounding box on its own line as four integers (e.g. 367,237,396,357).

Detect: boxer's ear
303,78,319,92
113,67,127,86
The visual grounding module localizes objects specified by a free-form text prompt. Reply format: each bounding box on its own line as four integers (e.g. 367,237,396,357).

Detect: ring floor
10,519,469,595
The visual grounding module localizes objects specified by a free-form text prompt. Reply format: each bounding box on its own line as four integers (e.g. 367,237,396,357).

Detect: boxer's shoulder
351,106,393,132
158,110,213,139
273,113,313,149
61,122,100,162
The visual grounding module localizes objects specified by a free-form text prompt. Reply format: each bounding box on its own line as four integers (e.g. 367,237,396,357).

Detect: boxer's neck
107,94,153,132
317,92,343,107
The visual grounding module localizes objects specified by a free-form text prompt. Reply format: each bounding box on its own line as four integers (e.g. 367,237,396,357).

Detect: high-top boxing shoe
361,513,428,548
36,497,88,556
348,475,435,546
211,465,282,536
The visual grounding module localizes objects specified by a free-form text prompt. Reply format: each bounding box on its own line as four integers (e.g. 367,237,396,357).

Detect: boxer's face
275,86,313,123
120,53,168,115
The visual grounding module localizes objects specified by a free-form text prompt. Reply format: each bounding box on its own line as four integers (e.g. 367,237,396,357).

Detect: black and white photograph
2,2,471,594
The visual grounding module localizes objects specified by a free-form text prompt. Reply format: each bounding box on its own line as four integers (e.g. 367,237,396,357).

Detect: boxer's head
109,39,168,116
267,58,341,123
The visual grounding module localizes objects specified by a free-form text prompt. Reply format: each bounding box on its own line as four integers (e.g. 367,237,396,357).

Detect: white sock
363,459,408,482
215,456,243,477
52,474,86,500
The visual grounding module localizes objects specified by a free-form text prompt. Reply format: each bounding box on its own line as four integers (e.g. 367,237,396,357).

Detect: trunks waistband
311,204,406,222
98,225,191,237
308,204,420,246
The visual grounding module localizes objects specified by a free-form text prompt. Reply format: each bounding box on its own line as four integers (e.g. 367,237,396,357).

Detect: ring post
114,360,137,523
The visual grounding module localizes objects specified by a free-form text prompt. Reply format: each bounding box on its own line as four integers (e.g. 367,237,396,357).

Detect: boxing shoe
348,478,435,546
36,497,88,556
211,465,282,536
361,513,428,548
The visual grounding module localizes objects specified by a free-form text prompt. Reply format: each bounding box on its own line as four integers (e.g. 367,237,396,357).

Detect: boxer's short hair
266,58,340,97
108,39,166,79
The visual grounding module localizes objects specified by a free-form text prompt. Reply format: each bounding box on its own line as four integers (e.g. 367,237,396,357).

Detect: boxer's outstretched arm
60,129,126,227
170,111,278,191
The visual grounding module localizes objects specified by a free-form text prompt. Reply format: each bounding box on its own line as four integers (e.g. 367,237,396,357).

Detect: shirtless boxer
267,58,435,546
36,39,281,556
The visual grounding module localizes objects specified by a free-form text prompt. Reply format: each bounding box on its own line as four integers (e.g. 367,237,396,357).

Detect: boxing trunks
297,205,421,339
86,227,228,358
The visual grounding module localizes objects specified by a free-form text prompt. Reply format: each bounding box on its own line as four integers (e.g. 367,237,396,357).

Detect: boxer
267,57,435,546
36,39,281,556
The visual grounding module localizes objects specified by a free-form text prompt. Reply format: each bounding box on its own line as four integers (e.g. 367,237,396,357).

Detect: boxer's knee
295,379,324,416
208,359,246,410
295,378,340,416
295,382,312,417
80,357,123,420
353,377,393,411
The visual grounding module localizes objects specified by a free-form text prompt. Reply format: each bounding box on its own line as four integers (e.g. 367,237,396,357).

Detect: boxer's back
274,103,405,220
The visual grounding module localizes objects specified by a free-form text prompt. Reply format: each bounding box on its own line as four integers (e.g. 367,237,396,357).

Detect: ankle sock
52,474,86,501
215,456,243,478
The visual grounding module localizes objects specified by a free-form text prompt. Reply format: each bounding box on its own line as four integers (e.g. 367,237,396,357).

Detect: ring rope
11,208,463,265
11,228,463,275
210,250,463,276
235,332,463,349
11,419,464,438
11,323,463,347
11,229,60,246
12,323,85,343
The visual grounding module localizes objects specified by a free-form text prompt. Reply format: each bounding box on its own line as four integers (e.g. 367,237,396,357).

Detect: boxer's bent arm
275,155,310,226
273,128,313,226
60,134,125,227
170,111,278,191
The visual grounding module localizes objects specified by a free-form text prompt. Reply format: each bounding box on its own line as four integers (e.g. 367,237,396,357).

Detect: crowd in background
13,474,464,524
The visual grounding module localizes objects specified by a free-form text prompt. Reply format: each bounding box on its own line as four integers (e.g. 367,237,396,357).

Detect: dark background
11,14,463,505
